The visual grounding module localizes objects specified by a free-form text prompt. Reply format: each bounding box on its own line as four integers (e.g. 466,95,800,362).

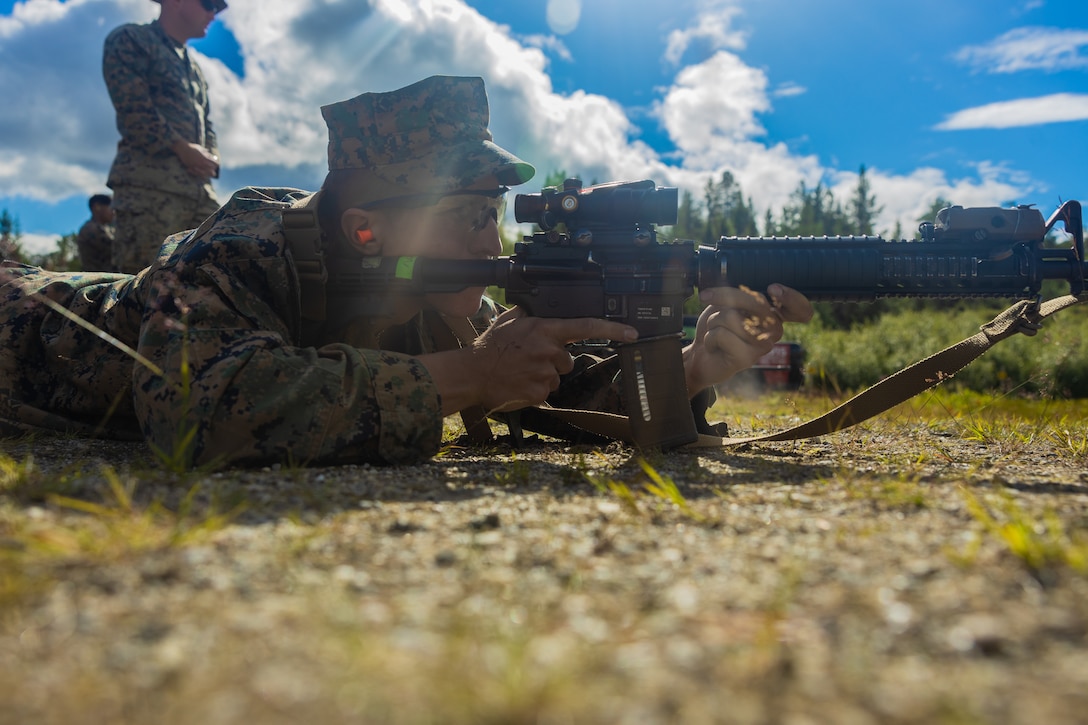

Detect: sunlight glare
546,0,581,35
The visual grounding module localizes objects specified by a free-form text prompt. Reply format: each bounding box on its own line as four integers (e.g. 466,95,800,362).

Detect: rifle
345,179,1086,449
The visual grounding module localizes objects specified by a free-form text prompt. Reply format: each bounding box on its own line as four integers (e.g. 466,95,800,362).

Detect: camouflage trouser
110,185,219,273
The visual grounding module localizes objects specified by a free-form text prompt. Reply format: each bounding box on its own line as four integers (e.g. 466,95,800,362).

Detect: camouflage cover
322,76,534,202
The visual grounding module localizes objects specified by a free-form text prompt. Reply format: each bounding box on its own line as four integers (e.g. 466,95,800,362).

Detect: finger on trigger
557,317,638,344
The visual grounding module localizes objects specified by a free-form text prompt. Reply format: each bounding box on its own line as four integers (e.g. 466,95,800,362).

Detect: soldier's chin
425,289,486,318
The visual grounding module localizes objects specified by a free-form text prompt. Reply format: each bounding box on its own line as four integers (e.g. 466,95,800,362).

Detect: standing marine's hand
683,283,813,396
172,140,220,179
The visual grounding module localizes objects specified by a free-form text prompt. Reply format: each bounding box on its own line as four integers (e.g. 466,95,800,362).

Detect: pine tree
0,208,25,262
780,182,842,235
671,189,703,242
917,196,954,227
701,171,760,242
32,233,81,271
847,165,882,235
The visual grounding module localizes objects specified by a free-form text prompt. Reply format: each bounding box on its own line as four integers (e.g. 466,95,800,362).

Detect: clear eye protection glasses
358,187,509,234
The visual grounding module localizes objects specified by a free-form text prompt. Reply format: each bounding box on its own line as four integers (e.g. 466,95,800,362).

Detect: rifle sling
531,294,1088,448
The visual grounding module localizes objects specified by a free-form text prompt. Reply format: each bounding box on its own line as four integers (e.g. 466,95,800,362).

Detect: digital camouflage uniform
0,77,625,468
103,19,219,274
0,188,622,466
75,219,115,272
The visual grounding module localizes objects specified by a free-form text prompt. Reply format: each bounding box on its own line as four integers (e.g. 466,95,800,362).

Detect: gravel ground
2,396,1088,724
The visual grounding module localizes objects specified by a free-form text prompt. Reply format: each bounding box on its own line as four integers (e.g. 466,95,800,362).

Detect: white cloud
657,51,770,147
207,0,574,178
955,27,1088,74
651,51,822,223
18,232,62,256
518,33,572,63
831,163,1035,238
0,0,95,38
0,0,151,200
935,93,1088,130
771,82,806,99
663,0,745,66
0,0,1049,251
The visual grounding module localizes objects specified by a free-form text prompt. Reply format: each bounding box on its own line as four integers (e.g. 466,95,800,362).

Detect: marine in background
75,194,116,272
102,0,226,273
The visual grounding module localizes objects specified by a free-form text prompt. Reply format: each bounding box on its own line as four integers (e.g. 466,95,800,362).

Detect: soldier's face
372,177,506,318
180,0,217,38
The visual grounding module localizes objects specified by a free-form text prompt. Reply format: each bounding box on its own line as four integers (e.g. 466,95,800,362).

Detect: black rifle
346,179,1086,449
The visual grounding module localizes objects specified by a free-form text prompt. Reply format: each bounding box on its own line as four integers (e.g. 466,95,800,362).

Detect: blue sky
1,0,1085,254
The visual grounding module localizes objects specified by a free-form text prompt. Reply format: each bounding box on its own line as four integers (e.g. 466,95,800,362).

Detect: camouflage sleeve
131,264,444,468
103,26,183,157
193,62,218,158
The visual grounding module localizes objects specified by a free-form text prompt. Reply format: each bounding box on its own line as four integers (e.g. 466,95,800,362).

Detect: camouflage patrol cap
321,76,535,203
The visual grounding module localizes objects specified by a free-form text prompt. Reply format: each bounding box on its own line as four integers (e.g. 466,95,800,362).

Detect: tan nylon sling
446,294,1087,448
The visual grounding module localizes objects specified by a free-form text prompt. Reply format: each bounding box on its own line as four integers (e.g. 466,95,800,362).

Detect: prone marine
0,76,812,468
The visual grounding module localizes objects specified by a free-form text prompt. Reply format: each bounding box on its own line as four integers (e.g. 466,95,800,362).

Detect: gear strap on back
281,193,328,322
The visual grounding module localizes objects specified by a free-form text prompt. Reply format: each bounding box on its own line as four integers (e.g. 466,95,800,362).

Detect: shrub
785,302,1088,397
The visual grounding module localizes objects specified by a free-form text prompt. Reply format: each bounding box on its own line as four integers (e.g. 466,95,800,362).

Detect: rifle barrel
700,236,1086,301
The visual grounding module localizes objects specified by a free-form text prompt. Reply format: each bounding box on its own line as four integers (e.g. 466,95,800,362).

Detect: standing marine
102,0,227,273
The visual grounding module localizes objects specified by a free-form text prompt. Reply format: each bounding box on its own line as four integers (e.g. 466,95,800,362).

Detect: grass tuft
960,486,1088,580
584,457,705,522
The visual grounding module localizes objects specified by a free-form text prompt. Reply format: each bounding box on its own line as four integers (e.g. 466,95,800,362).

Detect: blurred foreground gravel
2,405,1087,724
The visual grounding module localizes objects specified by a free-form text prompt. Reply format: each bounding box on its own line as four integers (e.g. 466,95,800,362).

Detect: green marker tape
395,257,417,280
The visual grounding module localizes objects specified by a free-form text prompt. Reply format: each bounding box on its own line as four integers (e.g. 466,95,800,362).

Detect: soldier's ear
340,208,382,256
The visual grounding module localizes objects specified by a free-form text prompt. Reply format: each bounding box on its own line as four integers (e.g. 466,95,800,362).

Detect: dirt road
2,395,1087,724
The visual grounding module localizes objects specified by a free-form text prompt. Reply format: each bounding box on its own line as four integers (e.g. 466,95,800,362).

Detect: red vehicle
749,341,805,389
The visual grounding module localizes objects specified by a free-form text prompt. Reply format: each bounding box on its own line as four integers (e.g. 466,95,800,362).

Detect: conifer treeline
671,165,885,242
